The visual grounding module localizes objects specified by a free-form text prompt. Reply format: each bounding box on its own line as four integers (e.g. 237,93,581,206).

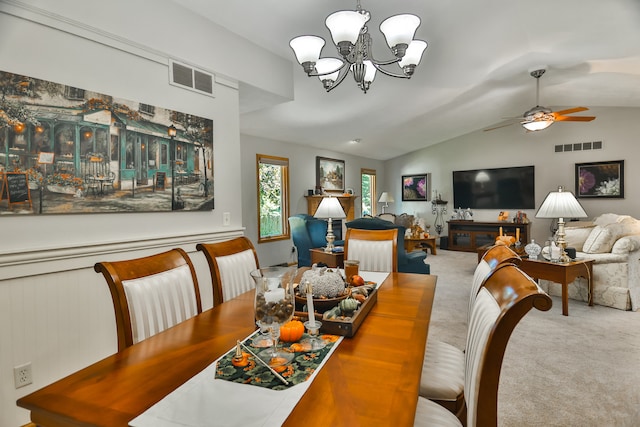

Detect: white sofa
539,213,640,311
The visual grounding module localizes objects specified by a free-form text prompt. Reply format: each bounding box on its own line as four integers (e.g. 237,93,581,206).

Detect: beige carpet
425,249,640,427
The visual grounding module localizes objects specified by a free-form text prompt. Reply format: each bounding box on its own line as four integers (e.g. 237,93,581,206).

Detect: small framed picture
575,160,624,198
402,174,430,201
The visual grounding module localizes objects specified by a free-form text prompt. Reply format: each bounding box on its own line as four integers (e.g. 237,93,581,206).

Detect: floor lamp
535,186,587,262
314,197,346,253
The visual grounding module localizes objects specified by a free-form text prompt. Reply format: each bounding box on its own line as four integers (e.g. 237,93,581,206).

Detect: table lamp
535,186,587,262
314,197,346,253
378,192,394,214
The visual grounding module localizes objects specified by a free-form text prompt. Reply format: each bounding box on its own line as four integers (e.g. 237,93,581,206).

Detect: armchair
346,217,430,274
288,214,344,267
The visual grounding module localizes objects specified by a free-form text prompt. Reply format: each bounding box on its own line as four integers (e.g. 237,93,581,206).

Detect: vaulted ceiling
172,0,640,160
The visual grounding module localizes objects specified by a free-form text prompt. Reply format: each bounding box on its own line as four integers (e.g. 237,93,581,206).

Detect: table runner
129,331,343,427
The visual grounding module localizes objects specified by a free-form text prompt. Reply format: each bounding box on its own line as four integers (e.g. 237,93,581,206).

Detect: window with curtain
257,154,290,242
361,168,377,216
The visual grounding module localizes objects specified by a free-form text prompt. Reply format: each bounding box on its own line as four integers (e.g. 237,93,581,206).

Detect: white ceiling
171,0,640,160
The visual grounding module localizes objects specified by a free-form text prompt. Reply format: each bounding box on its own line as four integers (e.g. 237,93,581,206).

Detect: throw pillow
564,226,594,252
582,223,626,253
593,213,632,226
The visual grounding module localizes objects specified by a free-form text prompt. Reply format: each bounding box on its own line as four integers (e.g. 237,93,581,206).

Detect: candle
264,288,285,304
516,228,520,241
499,227,503,236
306,281,316,328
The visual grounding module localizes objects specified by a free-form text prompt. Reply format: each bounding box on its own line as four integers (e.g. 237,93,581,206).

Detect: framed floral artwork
402,173,430,201
575,160,624,198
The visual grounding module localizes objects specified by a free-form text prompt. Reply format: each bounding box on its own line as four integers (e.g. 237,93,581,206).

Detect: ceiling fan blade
484,122,515,131
553,106,589,116
554,115,596,122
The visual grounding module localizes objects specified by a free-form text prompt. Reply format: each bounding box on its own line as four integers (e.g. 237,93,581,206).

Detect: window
64,86,85,100
139,103,155,115
257,154,290,243
361,168,377,216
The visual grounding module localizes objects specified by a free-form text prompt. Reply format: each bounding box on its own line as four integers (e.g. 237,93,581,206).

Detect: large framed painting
316,156,345,193
402,173,430,201
0,70,214,214
575,160,624,199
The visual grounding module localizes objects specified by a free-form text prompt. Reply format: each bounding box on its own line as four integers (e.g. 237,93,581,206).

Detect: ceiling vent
169,59,215,97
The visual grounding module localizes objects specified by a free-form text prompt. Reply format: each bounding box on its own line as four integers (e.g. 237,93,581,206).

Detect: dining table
17,272,437,427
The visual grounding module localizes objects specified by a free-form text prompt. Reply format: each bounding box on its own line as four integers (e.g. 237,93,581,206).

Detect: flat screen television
452,166,535,209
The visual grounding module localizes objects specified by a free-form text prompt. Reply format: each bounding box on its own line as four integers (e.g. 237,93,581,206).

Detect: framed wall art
0,69,214,215
316,156,345,192
575,160,624,199
402,173,431,201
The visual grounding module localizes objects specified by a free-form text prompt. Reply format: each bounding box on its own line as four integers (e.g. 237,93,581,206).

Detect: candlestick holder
302,320,326,350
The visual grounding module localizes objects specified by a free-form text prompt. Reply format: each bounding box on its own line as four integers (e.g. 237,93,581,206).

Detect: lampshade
325,10,368,45
536,186,587,219
315,58,343,84
378,192,394,203
379,14,420,50
289,35,325,65
314,197,346,219
398,40,428,68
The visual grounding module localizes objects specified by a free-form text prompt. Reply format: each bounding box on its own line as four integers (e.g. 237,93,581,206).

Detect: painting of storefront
0,70,213,214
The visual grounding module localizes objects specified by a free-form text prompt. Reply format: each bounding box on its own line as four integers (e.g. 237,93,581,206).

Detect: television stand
447,220,531,252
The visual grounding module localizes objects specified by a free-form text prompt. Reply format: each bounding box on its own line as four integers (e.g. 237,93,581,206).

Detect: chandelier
289,0,427,94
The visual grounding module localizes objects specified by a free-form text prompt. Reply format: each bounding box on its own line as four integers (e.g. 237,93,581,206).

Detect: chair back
94,248,202,351
470,245,521,323
377,213,396,223
345,228,398,272
465,264,552,426
196,237,259,306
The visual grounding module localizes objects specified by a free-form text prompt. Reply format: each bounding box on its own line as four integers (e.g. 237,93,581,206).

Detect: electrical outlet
223,212,231,226
14,363,32,388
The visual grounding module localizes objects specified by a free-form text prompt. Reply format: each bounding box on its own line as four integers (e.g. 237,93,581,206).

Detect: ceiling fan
485,68,596,132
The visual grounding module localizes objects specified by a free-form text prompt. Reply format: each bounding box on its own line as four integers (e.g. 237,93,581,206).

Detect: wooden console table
404,236,437,255
447,220,530,252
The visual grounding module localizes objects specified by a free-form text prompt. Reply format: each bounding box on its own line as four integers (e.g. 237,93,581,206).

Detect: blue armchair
288,214,345,267
345,217,430,274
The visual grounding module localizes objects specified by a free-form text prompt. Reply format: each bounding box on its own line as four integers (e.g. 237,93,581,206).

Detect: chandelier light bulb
399,40,428,68
325,11,368,45
380,14,421,54
290,35,325,66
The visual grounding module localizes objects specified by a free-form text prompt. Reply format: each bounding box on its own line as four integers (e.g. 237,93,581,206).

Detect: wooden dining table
17,272,436,427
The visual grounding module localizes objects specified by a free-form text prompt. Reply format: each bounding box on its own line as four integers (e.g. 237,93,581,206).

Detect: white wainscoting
1,229,243,427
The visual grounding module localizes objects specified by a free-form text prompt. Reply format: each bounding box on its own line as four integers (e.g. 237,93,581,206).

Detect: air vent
169,59,215,97
554,141,602,153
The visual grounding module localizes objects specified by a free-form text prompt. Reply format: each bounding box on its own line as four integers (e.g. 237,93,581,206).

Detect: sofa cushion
582,223,627,254
593,213,633,226
612,236,640,255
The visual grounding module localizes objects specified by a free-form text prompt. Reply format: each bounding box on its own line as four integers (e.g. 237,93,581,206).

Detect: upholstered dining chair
419,244,521,419
196,236,260,306
414,264,552,427
94,248,202,351
344,228,398,272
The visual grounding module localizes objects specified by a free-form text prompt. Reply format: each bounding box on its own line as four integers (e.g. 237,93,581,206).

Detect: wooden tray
295,286,378,338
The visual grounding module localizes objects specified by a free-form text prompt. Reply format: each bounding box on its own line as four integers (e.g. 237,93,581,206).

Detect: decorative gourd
339,297,359,314
279,319,305,342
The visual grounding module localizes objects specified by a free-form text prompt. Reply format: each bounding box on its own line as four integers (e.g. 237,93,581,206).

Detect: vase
524,239,542,259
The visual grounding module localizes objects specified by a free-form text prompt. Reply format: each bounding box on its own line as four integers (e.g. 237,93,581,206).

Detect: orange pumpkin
279,319,305,342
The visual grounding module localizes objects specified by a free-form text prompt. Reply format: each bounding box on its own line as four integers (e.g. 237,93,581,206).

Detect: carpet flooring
425,249,640,427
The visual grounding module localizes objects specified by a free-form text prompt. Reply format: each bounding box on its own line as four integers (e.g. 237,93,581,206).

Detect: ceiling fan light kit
289,0,427,93
486,68,596,132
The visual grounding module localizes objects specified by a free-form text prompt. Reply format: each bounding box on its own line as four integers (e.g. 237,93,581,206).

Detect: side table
519,257,594,316
404,236,437,255
309,248,344,268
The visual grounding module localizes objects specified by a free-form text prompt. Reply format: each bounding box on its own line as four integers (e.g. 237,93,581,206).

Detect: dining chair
414,264,552,427
419,244,521,419
344,228,398,272
94,248,202,351
85,174,98,196
196,236,260,306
